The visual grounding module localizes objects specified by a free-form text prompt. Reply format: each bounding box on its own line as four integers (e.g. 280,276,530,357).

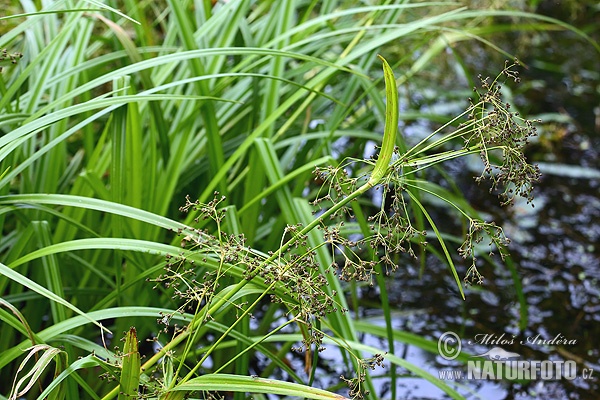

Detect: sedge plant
6,57,539,400
1,1,593,399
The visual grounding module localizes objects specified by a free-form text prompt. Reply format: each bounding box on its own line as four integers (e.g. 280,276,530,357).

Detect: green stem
99,180,377,400
212,317,297,374
101,56,399,399
173,182,373,381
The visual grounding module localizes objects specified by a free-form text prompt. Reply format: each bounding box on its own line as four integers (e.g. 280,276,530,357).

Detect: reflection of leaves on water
536,162,600,179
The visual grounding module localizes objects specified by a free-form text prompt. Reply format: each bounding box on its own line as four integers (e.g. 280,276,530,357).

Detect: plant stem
99,178,378,400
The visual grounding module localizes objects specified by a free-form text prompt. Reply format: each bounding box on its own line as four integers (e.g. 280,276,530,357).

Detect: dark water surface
384,18,600,400
313,11,600,399
277,9,599,399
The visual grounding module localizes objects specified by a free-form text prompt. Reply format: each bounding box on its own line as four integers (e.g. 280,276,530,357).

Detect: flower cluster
149,60,540,399
458,219,511,285
340,353,386,398
0,48,23,71
153,194,341,356
264,223,340,341
466,60,541,206
312,161,427,286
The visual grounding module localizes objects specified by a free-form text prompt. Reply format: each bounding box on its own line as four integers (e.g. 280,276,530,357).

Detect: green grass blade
36,355,103,400
171,374,349,400
0,262,109,334
369,55,397,185
406,191,465,299
31,221,68,324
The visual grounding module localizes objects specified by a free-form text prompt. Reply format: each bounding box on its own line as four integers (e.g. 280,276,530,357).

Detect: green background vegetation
0,0,598,399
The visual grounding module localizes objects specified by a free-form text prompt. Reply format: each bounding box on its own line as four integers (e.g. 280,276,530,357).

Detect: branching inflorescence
147,59,539,399
467,60,541,206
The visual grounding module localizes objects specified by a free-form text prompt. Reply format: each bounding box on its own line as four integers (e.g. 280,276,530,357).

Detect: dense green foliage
0,1,593,399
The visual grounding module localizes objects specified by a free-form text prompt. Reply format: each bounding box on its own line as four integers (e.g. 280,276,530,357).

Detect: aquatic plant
0,1,587,399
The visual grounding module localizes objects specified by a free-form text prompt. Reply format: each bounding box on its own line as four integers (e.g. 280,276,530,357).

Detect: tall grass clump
0,1,591,399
